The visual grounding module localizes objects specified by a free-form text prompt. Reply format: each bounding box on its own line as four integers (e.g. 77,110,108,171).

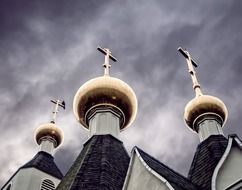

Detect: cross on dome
97,46,117,76
50,99,65,123
178,47,203,97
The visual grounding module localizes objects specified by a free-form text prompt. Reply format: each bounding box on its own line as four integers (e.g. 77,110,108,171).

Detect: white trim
224,178,242,190
122,147,175,190
234,137,242,148
4,182,12,190
211,137,233,190
1,180,13,190
122,148,136,190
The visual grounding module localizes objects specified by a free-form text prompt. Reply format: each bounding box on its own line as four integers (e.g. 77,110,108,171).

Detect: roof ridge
135,146,196,186
188,135,228,178
57,135,130,190
21,151,63,179
188,135,228,189
56,135,97,190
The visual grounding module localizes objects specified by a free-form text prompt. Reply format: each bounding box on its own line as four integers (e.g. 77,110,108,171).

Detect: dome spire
35,99,65,155
73,47,137,138
97,46,117,76
50,99,65,123
178,47,228,141
178,47,202,97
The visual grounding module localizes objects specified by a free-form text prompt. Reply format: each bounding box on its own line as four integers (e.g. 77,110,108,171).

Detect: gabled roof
21,151,63,179
135,147,198,190
1,151,63,189
188,135,228,190
56,135,130,190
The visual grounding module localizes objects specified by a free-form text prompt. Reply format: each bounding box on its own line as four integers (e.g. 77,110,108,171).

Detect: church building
1,47,242,190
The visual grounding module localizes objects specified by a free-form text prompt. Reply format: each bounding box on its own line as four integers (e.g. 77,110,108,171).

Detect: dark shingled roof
56,135,130,190
1,151,63,189
21,151,63,179
188,135,228,190
136,147,199,190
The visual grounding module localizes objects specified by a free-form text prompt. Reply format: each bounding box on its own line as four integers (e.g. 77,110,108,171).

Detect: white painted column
196,115,224,142
39,137,56,155
87,108,122,139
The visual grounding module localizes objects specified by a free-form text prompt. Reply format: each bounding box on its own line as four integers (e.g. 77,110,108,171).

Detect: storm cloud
1,0,242,185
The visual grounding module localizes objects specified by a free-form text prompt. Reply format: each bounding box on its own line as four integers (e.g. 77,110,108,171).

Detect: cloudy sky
1,0,242,185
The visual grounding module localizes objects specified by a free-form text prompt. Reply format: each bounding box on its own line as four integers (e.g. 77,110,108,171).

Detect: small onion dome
35,123,64,148
73,75,138,130
184,95,228,132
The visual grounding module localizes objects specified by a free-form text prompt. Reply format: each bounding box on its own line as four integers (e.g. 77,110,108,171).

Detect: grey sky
1,0,242,185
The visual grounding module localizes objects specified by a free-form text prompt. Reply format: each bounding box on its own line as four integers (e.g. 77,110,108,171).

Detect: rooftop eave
122,147,175,190
211,135,242,190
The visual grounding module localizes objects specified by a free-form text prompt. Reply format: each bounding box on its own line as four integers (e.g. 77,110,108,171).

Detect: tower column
86,106,124,139
39,136,56,155
194,114,224,142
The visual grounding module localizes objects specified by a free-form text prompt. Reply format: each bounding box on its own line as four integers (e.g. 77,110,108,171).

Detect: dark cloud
1,0,242,185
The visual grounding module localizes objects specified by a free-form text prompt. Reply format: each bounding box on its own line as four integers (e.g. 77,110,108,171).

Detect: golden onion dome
35,123,64,148
73,75,138,130
184,95,228,131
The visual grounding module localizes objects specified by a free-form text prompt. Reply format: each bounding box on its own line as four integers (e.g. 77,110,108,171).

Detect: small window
40,179,55,190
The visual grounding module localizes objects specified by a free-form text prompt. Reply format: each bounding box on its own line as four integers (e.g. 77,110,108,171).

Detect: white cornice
122,147,174,190
211,136,242,190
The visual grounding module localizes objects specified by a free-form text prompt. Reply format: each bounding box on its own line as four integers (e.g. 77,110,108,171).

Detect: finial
97,46,117,76
178,47,203,97
50,99,65,123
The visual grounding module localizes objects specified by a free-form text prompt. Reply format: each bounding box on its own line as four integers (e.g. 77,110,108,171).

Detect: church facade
1,47,242,190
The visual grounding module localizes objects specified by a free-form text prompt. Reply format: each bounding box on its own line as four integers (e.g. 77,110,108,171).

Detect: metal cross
178,47,203,97
97,46,117,76
50,99,65,123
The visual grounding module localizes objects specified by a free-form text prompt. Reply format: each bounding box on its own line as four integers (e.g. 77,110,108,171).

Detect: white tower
1,100,65,190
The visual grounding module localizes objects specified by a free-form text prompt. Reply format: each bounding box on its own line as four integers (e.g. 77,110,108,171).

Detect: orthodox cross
97,46,117,76
50,99,65,123
178,47,203,97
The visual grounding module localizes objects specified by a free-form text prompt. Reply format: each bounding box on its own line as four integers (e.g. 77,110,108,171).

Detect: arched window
40,179,55,190
6,184,11,190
